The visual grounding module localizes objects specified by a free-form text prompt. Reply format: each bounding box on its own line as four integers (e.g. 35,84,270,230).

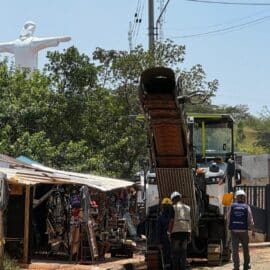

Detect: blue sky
0,0,269,116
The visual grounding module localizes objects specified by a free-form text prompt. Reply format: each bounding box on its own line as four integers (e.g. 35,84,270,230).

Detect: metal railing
235,185,266,209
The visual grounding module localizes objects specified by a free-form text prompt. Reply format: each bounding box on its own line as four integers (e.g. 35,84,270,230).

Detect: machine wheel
207,242,222,266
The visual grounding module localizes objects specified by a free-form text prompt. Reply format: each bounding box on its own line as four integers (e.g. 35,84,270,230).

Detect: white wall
240,154,270,184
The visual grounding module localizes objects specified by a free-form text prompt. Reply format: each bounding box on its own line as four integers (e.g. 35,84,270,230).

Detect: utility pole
148,0,155,50
148,0,170,49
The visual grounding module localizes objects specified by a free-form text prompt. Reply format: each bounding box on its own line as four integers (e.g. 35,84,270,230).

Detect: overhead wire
157,0,170,41
166,8,270,31
176,1,270,110
133,0,144,44
169,15,270,38
128,0,143,50
131,0,142,36
186,0,270,6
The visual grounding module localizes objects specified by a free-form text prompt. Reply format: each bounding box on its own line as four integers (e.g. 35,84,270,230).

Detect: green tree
236,121,246,143
234,114,267,154
92,40,219,177
0,40,252,179
0,64,56,163
255,107,270,151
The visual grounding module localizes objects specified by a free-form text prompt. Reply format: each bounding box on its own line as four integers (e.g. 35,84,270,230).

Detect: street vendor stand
0,154,136,264
88,187,138,259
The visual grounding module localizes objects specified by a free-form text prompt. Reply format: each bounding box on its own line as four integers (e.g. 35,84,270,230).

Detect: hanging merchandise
46,186,69,255
70,187,81,209
69,185,99,262
69,187,82,258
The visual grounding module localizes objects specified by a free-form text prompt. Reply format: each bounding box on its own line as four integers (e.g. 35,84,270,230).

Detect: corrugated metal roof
0,154,134,192
0,154,33,168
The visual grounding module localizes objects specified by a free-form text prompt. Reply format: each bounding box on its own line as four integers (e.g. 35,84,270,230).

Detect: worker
228,189,255,270
170,191,191,270
156,197,174,269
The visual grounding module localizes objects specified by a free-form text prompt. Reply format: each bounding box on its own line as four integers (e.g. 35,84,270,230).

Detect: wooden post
23,185,31,263
0,209,4,269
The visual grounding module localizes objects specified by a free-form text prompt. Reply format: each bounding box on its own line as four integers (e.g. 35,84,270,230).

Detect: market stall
0,154,137,264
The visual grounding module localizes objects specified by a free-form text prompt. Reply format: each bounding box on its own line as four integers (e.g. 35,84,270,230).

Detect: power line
186,0,270,6
128,0,144,50
134,0,144,44
166,8,270,31
170,15,270,38
132,0,142,34
157,0,166,41
156,0,171,42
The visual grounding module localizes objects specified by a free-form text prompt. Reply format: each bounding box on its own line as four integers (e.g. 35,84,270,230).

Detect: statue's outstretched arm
32,36,71,52
0,42,15,53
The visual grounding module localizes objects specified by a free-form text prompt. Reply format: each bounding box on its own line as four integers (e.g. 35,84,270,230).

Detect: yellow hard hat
161,197,172,205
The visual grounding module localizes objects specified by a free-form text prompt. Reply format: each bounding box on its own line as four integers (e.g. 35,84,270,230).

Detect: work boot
243,264,251,270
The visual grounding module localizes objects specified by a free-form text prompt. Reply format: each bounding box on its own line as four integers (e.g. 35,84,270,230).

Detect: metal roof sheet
0,155,134,192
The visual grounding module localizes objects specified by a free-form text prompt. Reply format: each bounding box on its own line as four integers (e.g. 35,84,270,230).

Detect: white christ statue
0,21,71,69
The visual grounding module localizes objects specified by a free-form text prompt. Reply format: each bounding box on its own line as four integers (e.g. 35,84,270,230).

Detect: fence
235,185,270,239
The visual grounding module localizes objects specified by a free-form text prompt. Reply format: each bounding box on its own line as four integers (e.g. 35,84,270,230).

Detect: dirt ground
192,245,270,270
20,253,146,270
20,244,270,269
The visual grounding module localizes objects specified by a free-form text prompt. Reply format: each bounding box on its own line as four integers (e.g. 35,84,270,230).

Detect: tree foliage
0,40,265,179
254,107,270,151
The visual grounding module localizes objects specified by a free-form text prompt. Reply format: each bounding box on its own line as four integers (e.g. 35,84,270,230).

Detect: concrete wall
237,154,270,185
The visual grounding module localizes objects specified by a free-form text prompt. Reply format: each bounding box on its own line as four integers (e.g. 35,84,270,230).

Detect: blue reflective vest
229,202,248,230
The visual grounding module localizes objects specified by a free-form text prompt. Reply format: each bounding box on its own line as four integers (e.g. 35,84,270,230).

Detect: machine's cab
188,113,236,214
188,113,234,162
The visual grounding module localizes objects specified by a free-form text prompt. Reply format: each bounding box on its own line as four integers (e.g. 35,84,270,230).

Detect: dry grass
237,127,265,154
3,255,20,270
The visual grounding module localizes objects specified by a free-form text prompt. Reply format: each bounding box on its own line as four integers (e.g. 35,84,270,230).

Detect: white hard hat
235,189,246,197
170,191,182,200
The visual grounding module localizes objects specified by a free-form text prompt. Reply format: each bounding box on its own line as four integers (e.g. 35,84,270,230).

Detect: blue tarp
16,155,41,165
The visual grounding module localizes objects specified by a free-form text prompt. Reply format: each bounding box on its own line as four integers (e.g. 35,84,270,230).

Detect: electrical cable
134,0,145,44
166,8,270,31
169,15,270,38
131,0,141,35
128,0,143,50
186,0,270,6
